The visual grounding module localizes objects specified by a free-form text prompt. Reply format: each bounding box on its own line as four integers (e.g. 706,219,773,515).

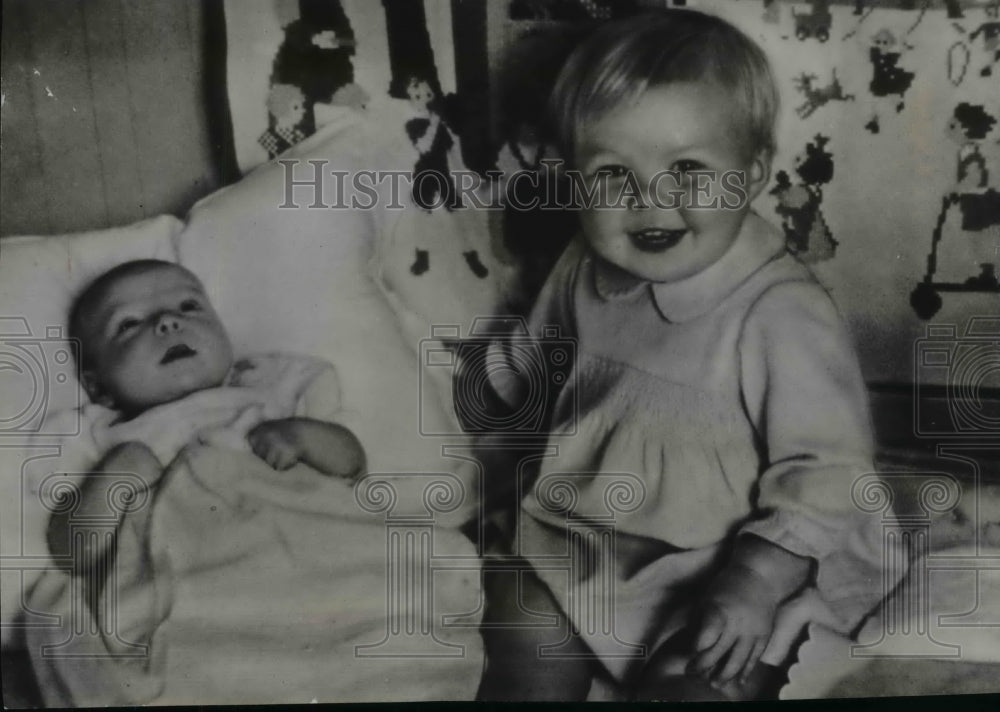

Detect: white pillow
0,215,183,421
178,115,376,356
176,114,466,479
0,215,182,633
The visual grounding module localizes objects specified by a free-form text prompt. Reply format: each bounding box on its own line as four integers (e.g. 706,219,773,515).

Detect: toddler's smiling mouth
161,343,197,364
628,228,688,253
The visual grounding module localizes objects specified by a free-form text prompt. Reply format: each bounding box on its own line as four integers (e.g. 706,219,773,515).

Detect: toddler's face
80,264,233,414
574,81,768,284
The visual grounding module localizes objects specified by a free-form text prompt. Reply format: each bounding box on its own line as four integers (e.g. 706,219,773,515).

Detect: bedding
24,357,480,705
781,456,1000,699
1,109,490,703
1,214,184,631
784,545,1000,698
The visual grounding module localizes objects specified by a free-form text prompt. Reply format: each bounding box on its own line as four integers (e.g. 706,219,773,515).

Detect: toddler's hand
688,563,781,686
248,418,303,471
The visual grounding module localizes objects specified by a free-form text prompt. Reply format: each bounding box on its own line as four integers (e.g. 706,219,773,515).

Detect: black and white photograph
1,0,998,705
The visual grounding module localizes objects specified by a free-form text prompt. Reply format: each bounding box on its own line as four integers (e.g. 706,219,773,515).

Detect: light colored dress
506,213,891,682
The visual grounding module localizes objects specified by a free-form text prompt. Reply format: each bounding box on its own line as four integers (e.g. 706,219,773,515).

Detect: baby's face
80,264,233,414
574,81,769,284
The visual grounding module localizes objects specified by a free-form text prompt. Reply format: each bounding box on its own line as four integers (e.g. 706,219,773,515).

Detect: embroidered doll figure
270,8,361,137
402,74,489,280
771,135,838,263
405,76,460,213
865,28,915,134
970,1,1000,77
947,103,996,192
258,84,307,159
943,103,1000,281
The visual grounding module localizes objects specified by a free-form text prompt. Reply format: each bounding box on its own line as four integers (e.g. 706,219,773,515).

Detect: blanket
783,544,1000,698
23,355,483,705
28,447,482,705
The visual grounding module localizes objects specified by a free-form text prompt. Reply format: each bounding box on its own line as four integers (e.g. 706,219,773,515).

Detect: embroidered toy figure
947,102,996,191
793,0,832,42
405,75,460,213
793,70,855,119
911,103,1000,318
402,74,489,279
269,5,364,137
944,104,1000,269
258,84,307,159
969,1,1000,77
865,28,915,134
770,135,838,263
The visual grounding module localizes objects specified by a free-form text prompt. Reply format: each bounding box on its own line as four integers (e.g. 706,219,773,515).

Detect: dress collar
592,212,787,323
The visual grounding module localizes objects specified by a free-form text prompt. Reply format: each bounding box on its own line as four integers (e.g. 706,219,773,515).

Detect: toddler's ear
80,371,114,408
744,153,772,204
746,151,772,203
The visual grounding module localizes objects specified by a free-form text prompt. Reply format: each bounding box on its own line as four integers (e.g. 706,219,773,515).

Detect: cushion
0,214,182,633
0,215,183,421
175,112,468,478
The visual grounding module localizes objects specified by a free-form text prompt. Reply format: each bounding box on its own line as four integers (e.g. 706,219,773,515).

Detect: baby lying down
36,260,369,703
50,258,365,564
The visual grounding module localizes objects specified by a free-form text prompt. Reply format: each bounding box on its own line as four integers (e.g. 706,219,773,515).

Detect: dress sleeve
736,280,894,627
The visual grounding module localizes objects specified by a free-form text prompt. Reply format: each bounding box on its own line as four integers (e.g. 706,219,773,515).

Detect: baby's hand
248,418,304,471
249,417,366,479
688,563,780,686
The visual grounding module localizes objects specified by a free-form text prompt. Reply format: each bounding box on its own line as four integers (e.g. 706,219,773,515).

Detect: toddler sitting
474,8,897,702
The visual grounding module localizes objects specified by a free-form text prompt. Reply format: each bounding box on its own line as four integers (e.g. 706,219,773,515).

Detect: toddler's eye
594,164,629,179
671,160,706,174
180,299,202,312
116,318,140,336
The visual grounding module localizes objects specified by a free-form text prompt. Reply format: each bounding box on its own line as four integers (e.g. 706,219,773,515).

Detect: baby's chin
115,366,232,416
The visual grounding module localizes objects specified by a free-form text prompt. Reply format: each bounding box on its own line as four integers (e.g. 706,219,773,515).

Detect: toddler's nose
155,312,182,335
